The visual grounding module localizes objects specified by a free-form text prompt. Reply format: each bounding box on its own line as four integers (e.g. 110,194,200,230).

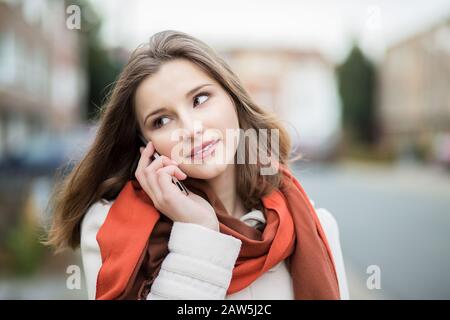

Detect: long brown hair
45,30,296,252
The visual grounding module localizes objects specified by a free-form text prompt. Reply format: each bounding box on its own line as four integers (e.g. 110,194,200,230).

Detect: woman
45,30,348,300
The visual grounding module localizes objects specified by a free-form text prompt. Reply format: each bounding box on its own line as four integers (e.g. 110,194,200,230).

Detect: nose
179,111,203,142
178,118,202,159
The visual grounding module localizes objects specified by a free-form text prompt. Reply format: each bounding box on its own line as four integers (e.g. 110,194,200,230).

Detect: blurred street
295,160,450,299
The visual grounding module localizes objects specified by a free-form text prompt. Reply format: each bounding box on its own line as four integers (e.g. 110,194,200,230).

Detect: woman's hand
135,141,219,231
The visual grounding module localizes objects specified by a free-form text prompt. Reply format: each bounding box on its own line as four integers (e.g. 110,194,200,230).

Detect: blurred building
0,0,86,163
223,48,342,160
378,17,450,162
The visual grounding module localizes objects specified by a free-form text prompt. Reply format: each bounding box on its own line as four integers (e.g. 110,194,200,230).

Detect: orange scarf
95,165,340,299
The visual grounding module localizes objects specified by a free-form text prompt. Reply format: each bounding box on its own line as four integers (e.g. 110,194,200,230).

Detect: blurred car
0,125,96,177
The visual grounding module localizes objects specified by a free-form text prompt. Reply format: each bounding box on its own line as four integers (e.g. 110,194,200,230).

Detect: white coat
80,198,349,300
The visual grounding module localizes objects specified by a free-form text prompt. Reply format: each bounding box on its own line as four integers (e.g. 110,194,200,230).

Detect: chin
181,162,229,180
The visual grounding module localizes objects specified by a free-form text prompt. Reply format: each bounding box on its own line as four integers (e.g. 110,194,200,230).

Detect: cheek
150,133,178,157
218,98,239,127
220,102,240,150
202,99,240,165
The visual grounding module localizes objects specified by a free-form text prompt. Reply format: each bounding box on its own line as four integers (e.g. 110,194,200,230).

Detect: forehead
135,58,213,110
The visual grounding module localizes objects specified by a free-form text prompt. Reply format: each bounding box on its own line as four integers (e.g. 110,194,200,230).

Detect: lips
189,139,219,158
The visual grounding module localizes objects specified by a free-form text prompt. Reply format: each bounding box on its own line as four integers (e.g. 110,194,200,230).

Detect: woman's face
135,58,240,180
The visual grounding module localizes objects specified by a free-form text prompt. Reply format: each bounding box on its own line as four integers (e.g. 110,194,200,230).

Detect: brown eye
153,116,171,129
193,92,210,107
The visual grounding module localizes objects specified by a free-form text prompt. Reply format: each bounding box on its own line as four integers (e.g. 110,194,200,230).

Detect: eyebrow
143,83,213,126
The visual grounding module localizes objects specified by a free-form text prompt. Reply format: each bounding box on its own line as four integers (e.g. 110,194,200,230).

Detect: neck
206,164,246,218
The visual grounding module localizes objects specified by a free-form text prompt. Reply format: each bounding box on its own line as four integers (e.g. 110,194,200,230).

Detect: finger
136,141,156,200
143,156,176,202
156,165,187,181
147,155,177,172
136,141,155,175
157,168,182,199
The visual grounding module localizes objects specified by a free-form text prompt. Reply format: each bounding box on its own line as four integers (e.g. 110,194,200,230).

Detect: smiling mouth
188,139,220,159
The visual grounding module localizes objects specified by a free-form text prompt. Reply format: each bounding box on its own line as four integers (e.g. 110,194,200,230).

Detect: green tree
337,45,377,145
86,42,124,120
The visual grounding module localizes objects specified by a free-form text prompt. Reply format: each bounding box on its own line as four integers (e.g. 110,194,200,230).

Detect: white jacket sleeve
147,222,242,300
80,200,242,300
313,204,350,300
80,200,110,300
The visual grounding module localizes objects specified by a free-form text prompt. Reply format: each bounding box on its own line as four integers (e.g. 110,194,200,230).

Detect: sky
89,0,450,63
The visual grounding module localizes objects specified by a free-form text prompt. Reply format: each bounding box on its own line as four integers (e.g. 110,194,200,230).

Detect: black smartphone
138,133,189,196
